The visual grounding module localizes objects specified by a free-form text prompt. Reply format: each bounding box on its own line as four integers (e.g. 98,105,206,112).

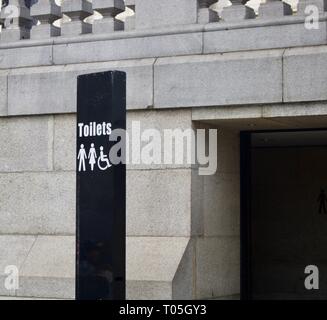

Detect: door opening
241,129,327,300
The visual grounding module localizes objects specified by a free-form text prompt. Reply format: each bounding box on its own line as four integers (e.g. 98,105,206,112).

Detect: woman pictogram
88,143,97,171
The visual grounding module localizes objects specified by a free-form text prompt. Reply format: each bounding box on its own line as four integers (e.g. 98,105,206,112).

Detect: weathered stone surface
126,236,190,299
202,173,240,237
17,235,75,299
195,237,240,299
204,22,327,54
127,169,192,236
284,46,327,103
135,0,198,29
54,114,76,171
0,71,7,116
154,50,283,108
52,32,202,65
127,281,172,300
172,239,194,299
127,236,189,281
0,172,75,235
8,59,154,115
0,235,36,296
0,46,53,69
0,116,53,172
21,236,75,278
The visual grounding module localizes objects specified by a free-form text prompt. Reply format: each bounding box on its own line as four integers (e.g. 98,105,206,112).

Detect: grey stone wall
0,0,327,299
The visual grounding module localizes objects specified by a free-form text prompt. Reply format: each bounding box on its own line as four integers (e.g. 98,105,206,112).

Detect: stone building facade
0,0,327,299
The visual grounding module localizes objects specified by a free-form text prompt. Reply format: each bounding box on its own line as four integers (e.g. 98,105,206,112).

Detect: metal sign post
76,71,126,300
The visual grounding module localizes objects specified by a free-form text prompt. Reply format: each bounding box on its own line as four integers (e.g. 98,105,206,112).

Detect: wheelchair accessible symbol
78,143,112,172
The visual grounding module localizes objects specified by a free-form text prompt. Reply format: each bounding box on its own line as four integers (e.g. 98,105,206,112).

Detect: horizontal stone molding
1,46,327,116
6,58,154,116
0,15,326,69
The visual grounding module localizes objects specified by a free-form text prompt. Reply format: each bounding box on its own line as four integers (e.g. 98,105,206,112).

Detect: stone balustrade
0,0,326,42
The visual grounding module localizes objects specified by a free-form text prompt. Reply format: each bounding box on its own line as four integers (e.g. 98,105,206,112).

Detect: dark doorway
241,129,327,300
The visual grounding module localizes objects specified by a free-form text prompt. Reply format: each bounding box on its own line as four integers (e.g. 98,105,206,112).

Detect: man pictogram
318,188,327,214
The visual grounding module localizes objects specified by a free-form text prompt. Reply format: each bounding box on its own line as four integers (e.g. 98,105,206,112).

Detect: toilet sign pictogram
76,71,126,300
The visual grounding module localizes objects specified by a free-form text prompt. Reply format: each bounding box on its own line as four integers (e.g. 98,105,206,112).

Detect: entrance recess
241,129,327,300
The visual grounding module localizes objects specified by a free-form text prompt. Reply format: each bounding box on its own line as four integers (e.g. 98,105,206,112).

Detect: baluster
258,0,292,18
0,0,32,41
124,0,135,31
61,0,92,36
221,0,255,21
198,0,219,23
92,0,124,33
30,0,61,39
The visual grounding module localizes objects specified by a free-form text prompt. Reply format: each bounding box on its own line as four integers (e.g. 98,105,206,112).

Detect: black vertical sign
76,71,126,300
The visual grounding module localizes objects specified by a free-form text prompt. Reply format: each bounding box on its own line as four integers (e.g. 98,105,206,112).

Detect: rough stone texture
17,236,75,299
127,169,192,236
135,0,198,29
8,59,154,115
0,116,53,172
203,173,240,237
52,32,203,65
0,235,75,300
0,235,36,296
54,114,76,171
0,172,75,235
284,46,327,103
0,46,53,69
0,71,8,116
154,50,283,108
172,239,194,299
127,281,172,300
195,237,240,299
204,22,327,54
126,236,190,299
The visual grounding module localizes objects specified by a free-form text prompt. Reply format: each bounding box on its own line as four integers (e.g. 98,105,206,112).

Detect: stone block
154,50,283,108
135,0,198,29
52,32,202,65
0,116,53,172
0,45,53,69
284,46,327,103
0,172,75,235
8,59,154,115
127,169,192,236
195,237,240,299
